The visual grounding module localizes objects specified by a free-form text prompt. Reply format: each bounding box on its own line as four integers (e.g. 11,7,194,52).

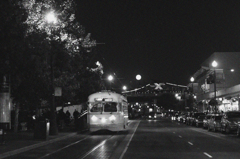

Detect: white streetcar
87,91,128,132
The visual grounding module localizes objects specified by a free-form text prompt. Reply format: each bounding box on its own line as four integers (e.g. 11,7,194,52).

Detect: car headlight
101,117,106,123
109,115,116,121
91,115,98,122
149,115,152,118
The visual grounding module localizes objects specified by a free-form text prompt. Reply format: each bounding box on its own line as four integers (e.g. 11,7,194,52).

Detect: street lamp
212,60,218,113
136,74,141,81
122,85,127,91
45,11,57,24
45,11,58,135
212,60,218,99
190,77,194,93
136,74,141,88
108,75,113,90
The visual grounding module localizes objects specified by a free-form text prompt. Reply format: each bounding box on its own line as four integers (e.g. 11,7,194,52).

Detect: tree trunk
14,102,19,133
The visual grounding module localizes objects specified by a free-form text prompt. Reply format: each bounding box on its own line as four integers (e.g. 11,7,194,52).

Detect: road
5,118,240,159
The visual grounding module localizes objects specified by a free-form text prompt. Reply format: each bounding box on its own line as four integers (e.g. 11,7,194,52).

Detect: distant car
148,112,157,119
221,111,240,134
195,115,205,127
208,115,222,132
203,114,212,129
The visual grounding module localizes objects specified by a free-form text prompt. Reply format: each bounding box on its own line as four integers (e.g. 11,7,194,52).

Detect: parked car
189,112,205,126
195,115,205,127
221,111,240,134
208,115,222,132
203,114,212,129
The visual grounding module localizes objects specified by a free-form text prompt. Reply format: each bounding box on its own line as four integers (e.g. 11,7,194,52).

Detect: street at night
2,1,240,159
2,117,240,159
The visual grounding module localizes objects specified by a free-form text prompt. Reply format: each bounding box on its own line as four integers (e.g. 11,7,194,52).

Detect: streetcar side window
104,102,117,112
90,103,103,112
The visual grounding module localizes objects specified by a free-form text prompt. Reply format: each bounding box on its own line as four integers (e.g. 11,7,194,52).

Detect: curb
0,132,77,159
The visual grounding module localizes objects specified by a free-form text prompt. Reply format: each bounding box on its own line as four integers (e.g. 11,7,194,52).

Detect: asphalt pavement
0,124,81,159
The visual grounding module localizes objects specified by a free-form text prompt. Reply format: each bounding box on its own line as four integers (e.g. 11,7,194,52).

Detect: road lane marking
178,135,182,138
188,142,193,145
203,152,213,158
119,120,140,159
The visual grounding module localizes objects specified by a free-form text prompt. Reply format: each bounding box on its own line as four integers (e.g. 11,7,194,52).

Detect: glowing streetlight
122,85,127,91
45,11,57,24
45,10,58,135
212,60,218,68
211,60,218,99
108,75,113,81
190,77,194,82
108,75,113,90
136,74,141,80
190,77,194,93
212,60,218,113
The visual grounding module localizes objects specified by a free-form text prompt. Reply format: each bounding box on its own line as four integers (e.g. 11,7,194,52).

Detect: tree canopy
0,0,104,110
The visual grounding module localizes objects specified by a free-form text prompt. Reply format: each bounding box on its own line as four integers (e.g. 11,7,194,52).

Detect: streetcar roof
88,91,127,103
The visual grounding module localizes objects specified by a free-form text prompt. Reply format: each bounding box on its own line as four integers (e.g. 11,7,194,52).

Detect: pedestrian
73,109,79,124
58,109,66,130
65,110,71,126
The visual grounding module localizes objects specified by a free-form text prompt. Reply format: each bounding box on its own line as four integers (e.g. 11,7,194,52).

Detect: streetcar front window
90,103,103,112
104,102,117,112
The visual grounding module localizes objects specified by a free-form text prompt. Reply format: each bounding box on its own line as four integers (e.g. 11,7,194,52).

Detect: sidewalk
0,125,79,158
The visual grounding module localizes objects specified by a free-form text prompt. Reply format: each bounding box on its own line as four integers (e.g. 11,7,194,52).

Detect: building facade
190,52,240,113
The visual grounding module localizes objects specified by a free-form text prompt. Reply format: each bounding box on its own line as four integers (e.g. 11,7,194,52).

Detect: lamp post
190,77,194,93
108,75,113,90
212,60,218,113
190,77,195,111
136,74,141,87
212,60,218,99
45,11,58,135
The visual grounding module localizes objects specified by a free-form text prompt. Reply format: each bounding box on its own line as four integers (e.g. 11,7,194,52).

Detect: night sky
75,0,240,89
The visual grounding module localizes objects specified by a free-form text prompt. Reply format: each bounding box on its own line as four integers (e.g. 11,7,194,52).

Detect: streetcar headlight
101,117,106,123
109,115,116,121
91,115,98,121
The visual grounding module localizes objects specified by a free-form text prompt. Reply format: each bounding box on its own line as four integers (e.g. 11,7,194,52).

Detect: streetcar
87,91,128,132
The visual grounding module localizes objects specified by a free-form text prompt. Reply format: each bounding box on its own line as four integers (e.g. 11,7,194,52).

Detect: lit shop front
218,97,239,112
